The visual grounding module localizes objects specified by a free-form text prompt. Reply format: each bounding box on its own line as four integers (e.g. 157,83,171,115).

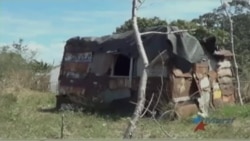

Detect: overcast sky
0,0,221,65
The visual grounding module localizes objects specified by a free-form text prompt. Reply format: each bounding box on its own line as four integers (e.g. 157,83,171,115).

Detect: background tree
191,0,250,78
114,16,168,33
0,39,52,91
29,60,52,73
116,16,231,48
119,0,250,136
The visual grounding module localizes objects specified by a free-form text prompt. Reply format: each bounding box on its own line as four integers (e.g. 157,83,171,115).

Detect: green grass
0,89,249,139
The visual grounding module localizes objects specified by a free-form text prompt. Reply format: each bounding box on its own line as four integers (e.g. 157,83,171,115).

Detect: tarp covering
65,26,206,63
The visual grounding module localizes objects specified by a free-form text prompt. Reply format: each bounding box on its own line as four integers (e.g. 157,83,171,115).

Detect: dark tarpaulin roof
65,26,205,63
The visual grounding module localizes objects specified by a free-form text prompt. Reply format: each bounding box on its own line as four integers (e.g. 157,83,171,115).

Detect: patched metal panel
171,68,193,102
63,62,89,73
64,52,92,63
89,53,115,76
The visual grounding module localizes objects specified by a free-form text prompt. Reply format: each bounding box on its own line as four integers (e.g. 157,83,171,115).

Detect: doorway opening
113,54,130,76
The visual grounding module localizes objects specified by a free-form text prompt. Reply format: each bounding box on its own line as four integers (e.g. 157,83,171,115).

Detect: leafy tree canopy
114,2,250,78
114,16,168,33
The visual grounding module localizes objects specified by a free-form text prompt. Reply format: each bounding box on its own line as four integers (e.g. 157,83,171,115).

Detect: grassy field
0,89,250,139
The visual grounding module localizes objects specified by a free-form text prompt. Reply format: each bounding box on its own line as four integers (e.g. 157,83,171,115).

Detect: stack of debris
169,49,236,119
215,50,235,106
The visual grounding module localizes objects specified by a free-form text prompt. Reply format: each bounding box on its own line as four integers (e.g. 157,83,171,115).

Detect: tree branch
140,29,196,36
152,116,173,138
140,93,155,118
129,100,174,138
152,51,165,112
137,0,146,9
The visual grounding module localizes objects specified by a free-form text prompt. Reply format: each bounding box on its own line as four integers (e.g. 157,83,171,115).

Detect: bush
0,39,52,93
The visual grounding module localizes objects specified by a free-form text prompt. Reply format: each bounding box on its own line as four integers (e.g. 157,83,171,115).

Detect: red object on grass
194,121,207,132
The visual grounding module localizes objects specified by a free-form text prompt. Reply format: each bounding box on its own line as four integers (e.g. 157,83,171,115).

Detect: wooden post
60,113,64,139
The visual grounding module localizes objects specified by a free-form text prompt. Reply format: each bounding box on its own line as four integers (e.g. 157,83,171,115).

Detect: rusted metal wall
58,41,236,116
58,42,172,109
59,73,171,108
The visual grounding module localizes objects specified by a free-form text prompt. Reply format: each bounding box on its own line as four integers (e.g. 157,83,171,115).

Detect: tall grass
0,40,51,93
0,89,249,139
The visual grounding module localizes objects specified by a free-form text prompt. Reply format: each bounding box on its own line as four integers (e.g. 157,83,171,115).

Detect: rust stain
63,62,89,72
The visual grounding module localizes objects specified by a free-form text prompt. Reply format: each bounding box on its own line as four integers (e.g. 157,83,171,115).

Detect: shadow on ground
37,98,136,121
37,107,59,113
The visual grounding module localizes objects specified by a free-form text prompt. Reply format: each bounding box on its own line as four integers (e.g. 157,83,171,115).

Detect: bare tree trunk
123,0,149,139
229,18,243,105
220,0,243,105
124,0,195,138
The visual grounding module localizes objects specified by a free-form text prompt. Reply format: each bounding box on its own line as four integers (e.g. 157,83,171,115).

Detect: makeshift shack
56,26,236,118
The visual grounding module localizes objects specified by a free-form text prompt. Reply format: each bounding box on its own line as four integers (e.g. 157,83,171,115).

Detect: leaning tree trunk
220,0,243,105
123,0,149,139
228,17,243,105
